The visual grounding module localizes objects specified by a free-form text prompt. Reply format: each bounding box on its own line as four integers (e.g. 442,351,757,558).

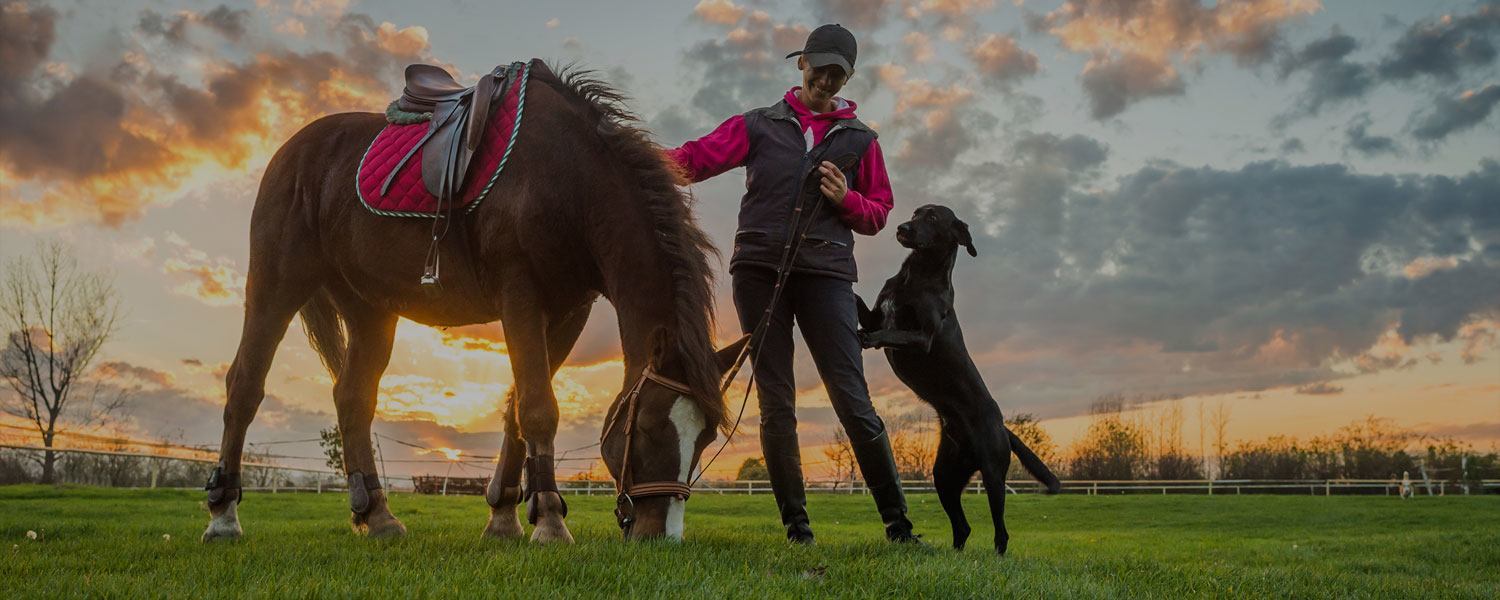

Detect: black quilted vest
732,99,878,282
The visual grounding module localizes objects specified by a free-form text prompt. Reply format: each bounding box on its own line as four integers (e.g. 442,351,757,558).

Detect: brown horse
201,61,745,543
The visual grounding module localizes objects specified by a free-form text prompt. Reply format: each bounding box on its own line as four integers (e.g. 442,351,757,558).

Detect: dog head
895,204,976,257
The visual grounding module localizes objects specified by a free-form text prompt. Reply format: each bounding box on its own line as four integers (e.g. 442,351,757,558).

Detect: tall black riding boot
851,430,920,543
760,430,815,544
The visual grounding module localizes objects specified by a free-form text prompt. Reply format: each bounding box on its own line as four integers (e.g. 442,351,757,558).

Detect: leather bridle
602,362,699,531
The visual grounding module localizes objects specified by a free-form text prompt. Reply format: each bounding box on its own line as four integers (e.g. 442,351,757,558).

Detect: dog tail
1007,428,1062,494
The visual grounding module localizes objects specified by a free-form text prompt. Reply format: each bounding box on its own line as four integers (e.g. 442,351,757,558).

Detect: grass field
1,486,1496,598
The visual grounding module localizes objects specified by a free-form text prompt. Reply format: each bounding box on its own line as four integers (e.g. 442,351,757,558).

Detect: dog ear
953,219,977,257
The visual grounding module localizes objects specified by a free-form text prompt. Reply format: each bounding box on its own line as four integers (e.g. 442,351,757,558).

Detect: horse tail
298,288,347,379
1006,427,1062,494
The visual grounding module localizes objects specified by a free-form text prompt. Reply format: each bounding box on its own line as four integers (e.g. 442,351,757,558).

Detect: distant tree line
753,393,1498,485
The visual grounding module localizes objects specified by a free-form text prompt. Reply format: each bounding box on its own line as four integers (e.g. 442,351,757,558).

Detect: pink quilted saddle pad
356,62,530,217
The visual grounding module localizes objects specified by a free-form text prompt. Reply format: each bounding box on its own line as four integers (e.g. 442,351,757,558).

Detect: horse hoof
529,522,575,545
201,522,242,542
366,519,407,539
483,512,524,540
355,513,407,538
202,503,242,542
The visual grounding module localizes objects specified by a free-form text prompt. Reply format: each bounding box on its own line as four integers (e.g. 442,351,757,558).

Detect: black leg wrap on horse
348,471,382,515
204,466,242,507
851,430,920,543
760,430,813,543
485,477,522,509
523,455,566,525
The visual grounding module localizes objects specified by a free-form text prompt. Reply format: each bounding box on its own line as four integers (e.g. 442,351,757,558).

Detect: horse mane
537,61,728,432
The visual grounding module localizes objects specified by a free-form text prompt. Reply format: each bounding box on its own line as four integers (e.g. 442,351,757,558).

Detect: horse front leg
501,288,573,544
485,304,590,540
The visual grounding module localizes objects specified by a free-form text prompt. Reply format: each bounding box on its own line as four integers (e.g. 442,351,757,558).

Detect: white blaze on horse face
665,395,705,540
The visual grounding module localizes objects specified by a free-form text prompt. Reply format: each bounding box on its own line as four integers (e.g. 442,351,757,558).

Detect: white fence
4,445,1496,496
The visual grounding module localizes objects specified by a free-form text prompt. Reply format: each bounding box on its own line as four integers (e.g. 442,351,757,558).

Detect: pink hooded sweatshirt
666,87,895,236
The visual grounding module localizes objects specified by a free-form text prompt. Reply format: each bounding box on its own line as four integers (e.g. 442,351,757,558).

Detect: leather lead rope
692,155,837,486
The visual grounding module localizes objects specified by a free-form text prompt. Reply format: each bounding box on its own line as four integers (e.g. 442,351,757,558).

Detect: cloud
968,34,1040,87
1377,1,1500,83
679,9,809,121
693,0,745,26
0,4,436,228
1294,381,1343,395
923,153,1500,415
96,361,175,388
873,64,992,174
1079,52,1185,119
1277,29,1375,118
903,31,934,63
138,5,250,45
1411,84,1500,141
1343,113,1401,157
545,17,560,29
159,232,246,307
1036,0,1319,118
1280,137,1305,153
808,0,899,30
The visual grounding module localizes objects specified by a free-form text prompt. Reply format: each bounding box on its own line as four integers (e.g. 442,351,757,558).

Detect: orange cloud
159,232,246,307
0,4,434,229
1038,0,1320,117
693,0,745,25
968,33,1040,84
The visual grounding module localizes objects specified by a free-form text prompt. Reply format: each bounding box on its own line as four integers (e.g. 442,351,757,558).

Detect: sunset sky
1,0,1497,479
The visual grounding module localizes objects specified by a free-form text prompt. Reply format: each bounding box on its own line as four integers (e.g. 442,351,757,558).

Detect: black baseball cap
785,24,857,75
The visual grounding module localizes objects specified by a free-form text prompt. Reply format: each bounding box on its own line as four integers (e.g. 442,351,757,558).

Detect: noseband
604,363,697,531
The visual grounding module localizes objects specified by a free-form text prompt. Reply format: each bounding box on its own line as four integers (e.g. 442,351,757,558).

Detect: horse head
600,330,750,540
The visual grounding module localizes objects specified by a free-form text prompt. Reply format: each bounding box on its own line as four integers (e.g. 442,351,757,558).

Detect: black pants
732,267,885,442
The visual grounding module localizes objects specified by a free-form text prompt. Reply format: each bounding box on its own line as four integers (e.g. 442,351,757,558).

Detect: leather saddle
380,62,523,207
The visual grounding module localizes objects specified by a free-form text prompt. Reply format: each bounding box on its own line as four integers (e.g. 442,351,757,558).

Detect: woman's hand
818,161,847,206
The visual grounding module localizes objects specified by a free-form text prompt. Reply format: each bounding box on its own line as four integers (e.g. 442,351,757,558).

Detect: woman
668,24,917,544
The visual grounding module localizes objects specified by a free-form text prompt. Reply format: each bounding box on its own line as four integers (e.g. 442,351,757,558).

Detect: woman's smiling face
798,57,849,109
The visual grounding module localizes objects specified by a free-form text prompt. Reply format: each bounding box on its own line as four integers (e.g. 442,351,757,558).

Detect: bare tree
1209,400,1232,479
823,428,856,489
888,410,938,480
0,241,125,483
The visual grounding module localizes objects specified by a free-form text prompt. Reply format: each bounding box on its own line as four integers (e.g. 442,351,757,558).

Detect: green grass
1,486,1496,598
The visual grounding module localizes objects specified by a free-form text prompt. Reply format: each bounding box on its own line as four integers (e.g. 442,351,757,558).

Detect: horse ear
954,219,977,257
715,334,752,373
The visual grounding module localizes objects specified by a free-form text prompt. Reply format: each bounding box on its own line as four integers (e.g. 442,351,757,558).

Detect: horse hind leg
203,241,323,541
326,298,405,537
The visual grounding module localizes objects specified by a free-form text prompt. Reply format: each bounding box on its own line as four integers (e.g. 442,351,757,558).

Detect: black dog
857,204,1061,555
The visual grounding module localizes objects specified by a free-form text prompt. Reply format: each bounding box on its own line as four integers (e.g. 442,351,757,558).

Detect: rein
607,153,840,531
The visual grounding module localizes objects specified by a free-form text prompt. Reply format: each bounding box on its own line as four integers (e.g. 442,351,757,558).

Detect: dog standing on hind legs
857,204,1061,555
